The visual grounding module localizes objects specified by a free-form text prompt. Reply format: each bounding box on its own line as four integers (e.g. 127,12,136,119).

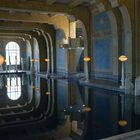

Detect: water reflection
7,76,21,100
0,75,140,140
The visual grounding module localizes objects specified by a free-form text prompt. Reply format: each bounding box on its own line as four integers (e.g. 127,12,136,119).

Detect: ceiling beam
0,0,80,13
0,11,53,23
69,0,86,7
0,0,90,38
46,0,57,5
0,0,88,20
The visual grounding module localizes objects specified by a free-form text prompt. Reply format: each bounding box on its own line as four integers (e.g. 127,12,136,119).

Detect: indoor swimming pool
0,73,140,140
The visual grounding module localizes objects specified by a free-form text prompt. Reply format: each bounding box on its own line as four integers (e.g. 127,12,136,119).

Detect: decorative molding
46,0,57,5
109,0,119,8
69,0,85,8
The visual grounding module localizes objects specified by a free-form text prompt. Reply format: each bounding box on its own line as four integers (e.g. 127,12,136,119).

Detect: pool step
61,137,74,140
102,129,140,140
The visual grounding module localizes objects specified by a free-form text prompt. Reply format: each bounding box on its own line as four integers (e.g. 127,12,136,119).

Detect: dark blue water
0,74,140,140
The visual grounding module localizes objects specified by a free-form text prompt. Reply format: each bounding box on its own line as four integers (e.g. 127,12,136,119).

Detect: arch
92,9,119,81
76,20,88,76
34,76,40,108
119,5,132,78
40,30,50,74
107,11,119,80
45,32,54,74
33,37,40,73
5,41,20,65
7,76,21,100
25,40,32,71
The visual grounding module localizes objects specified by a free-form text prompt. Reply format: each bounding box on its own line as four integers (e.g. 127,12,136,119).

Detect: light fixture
119,55,128,89
35,88,40,90
83,57,91,62
45,92,51,95
30,59,34,62
0,55,5,65
82,107,91,112
119,55,128,62
118,120,128,127
118,95,128,127
45,59,50,62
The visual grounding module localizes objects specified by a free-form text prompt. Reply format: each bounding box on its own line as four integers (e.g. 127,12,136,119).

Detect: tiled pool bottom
0,73,140,140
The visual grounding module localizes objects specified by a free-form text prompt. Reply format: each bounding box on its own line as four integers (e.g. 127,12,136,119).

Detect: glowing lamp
119,55,128,62
5,85,10,88
32,86,35,89
119,55,128,89
118,120,128,127
46,92,51,95
83,107,91,112
84,57,91,62
45,59,50,62
31,59,34,62
35,88,40,90
0,55,5,65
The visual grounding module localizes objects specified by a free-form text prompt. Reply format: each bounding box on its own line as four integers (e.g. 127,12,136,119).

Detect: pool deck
79,79,125,93
29,72,125,93
102,130,140,140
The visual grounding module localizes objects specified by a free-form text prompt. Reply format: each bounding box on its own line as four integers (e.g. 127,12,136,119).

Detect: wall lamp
83,57,91,62
119,55,128,89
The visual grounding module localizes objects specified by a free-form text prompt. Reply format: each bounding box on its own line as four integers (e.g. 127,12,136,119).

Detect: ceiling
18,0,94,6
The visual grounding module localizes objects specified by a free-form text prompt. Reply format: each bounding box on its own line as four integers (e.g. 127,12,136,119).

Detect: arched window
6,42,20,65
7,77,21,100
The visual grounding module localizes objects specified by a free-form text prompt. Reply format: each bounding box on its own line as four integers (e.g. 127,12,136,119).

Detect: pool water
0,73,140,140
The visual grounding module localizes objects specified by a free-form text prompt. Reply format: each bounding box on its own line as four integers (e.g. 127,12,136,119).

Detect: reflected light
31,59,34,62
83,107,91,112
35,88,40,90
84,57,91,62
118,55,128,62
46,92,51,95
118,120,128,127
7,77,21,100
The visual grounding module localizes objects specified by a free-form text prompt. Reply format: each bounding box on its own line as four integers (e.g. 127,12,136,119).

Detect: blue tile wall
56,30,67,72
94,38,111,69
92,12,112,77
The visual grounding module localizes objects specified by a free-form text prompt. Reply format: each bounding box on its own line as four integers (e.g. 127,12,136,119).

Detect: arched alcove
34,76,40,108
33,37,40,73
92,10,119,81
25,40,32,71
107,11,119,81
56,29,67,74
119,5,132,78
